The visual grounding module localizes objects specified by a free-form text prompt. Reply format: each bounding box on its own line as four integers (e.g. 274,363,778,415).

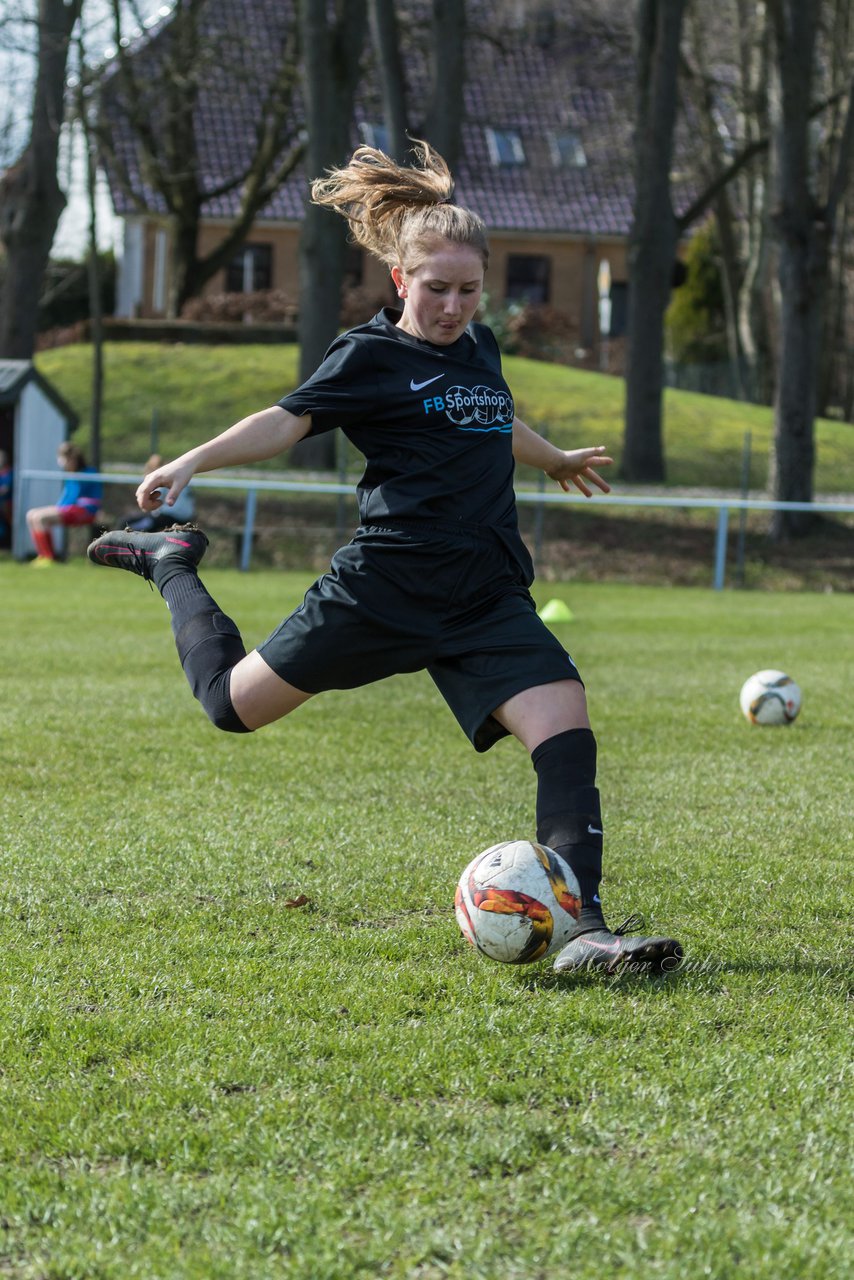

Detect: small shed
0,360,79,559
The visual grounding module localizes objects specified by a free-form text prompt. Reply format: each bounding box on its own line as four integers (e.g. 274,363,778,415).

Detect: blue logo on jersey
422,384,514,432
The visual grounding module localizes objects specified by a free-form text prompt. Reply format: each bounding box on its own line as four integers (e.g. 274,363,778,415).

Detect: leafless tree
766,0,854,537
369,0,409,162
94,0,304,318
368,0,466,171
292,0,368,468
621,0,688,482
681,0,854,434
681,0,775,404
0,0,84,359
72,26,104,466
814,1,854,423
621,0,854,501
421,0,466,173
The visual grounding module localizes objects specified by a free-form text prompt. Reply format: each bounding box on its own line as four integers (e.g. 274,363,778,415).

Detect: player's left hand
547,445,613,497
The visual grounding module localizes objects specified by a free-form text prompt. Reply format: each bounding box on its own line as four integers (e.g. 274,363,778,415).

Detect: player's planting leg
88,525,250,733
531,727,683,974
532,727,602,912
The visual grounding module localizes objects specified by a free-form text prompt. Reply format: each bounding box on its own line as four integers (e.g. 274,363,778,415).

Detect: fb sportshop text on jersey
421,384,514,430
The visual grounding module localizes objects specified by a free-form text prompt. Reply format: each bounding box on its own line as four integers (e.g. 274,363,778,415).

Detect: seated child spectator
26,441,102,565
0,450,12,549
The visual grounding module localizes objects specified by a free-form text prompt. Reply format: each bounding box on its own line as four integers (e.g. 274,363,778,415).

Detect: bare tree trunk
369,0,468,172
0,0,83,359
767,4,818,537
733,0,775,403
714,197,747,400
737,179,774,404
817,0,854,418
369,0,409,161
767,0,854,537
293,0,368,469
818,190,849,416
71,28,103,468
769,227,825,534
683,5,748,399
834,194,854,422
168,213,204,319
423,0,467,172
621,0,687,482
85,126,103,470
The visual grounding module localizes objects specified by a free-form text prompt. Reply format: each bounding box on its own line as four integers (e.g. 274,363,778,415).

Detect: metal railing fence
17,469,854,590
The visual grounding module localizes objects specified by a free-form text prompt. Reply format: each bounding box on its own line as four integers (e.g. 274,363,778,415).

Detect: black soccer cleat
87,523,209,582
553,913,683,975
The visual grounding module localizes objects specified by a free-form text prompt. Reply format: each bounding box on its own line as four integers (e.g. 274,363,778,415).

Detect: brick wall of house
132,218,628,351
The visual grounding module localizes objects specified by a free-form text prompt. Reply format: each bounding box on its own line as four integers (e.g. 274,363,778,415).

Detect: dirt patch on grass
520,506,854,591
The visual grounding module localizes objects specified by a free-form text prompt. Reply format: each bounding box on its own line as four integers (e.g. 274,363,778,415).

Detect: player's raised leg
228,651,313,729
493,680,683,974
87,525,312,732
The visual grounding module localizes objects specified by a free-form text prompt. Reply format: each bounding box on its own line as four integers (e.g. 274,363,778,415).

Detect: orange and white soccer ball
739,669,802,726
454,839,581,964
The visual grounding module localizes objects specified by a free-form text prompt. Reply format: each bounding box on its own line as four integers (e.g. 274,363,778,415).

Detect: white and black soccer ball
739,669,802,726
454,839,581,964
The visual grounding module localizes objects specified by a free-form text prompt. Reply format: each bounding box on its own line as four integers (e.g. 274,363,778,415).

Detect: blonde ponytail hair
311,139,489,272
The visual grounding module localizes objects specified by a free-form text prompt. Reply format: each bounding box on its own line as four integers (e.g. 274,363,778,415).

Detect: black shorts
256,521,581,751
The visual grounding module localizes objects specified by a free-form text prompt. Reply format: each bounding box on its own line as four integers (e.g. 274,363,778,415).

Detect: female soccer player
88,142,681,975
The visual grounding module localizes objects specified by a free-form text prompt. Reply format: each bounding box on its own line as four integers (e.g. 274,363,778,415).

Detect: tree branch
824,73,854,229
677,85,851,230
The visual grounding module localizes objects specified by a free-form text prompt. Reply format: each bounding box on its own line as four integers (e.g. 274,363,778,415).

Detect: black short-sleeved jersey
278,309,528,568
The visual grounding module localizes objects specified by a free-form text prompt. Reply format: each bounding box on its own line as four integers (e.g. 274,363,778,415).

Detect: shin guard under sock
532,728,606,929
157,569,251,733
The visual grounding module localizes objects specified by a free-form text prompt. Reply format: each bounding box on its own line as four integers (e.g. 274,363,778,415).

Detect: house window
608,282,628,337
506,254,551,304
359,121,390,152
152,228,167,313
226,243,273,293
550,130,587,169
486,128,525,167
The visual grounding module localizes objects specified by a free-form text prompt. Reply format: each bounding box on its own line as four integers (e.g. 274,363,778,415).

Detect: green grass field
1,562,852,1279
35,342,854,492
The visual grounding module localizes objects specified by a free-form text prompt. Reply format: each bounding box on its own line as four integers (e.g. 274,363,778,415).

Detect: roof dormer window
486,128,526,167
550,130,587,168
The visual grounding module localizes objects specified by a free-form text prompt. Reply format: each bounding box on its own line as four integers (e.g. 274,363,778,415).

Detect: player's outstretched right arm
135,407,312,512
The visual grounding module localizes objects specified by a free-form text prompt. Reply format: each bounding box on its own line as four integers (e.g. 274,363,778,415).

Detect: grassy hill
36,341,854,492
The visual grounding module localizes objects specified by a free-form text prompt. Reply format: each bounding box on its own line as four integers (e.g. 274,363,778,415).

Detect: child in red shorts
26,442,102,564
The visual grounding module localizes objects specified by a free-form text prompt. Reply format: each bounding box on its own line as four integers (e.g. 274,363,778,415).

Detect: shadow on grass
518,952,850,994
521,968,686,995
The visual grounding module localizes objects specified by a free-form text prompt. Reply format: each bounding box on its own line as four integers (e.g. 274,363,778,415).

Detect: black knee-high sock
532,727,606,931
153,562,250,733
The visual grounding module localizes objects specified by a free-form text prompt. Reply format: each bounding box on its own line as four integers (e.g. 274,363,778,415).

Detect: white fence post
240,488,258,572
714,506,730,590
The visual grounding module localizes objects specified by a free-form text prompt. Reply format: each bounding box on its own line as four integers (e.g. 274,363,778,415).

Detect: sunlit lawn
0,561,851,1278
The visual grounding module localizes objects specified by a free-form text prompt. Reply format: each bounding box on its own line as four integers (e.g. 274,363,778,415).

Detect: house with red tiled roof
104,1,683,349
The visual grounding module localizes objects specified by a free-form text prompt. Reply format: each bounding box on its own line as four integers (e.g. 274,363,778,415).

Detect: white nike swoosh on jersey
588,825,603,836
410,374,445,391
